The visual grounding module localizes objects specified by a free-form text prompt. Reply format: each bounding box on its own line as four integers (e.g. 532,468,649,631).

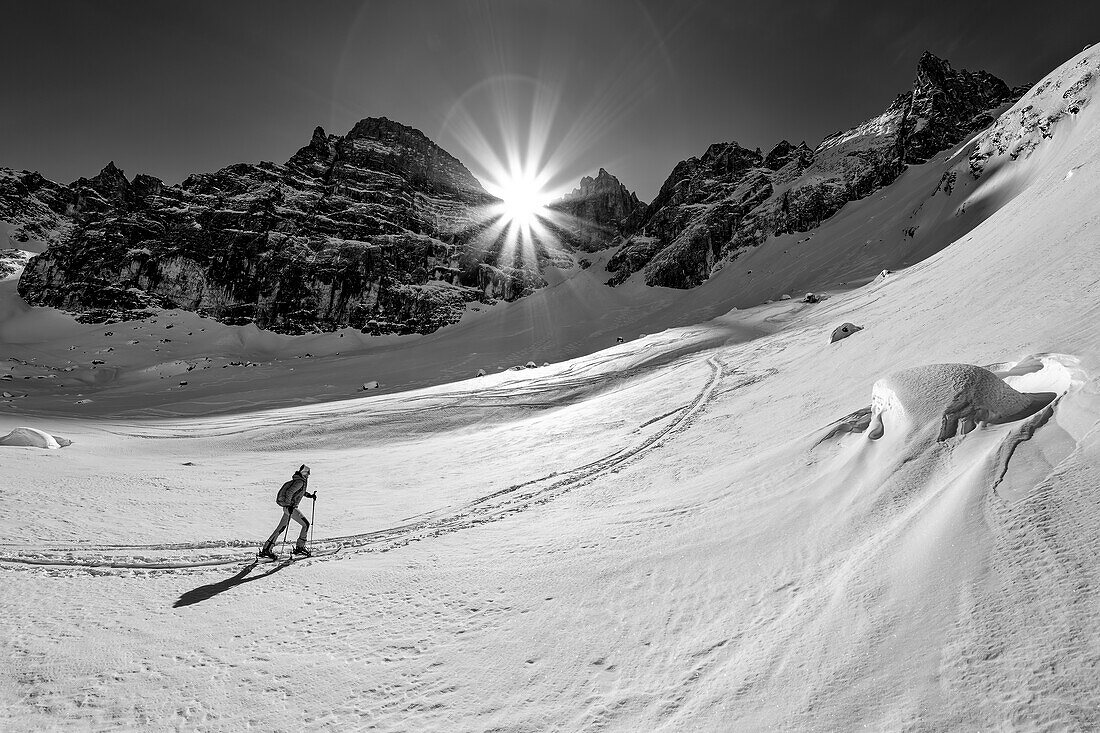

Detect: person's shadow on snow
174,560,292,608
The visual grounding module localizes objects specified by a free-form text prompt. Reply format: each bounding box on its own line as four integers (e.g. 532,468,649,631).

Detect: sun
490,169,551,227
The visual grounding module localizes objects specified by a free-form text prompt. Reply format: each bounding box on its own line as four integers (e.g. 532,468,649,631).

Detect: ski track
84,332,714,442
0,356,726,574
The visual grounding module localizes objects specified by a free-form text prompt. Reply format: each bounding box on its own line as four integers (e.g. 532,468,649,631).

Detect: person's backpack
275,479,298,507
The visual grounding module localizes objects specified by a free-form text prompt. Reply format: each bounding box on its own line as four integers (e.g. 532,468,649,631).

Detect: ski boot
292,545,312,558
258,548,278,561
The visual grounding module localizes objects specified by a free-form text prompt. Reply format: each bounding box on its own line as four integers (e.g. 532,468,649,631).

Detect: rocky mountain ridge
2,51,1028,334
607,51,1022,288
11,117,566,333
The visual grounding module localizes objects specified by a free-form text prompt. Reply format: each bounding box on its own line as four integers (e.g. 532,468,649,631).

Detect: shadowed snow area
2,45,1100,731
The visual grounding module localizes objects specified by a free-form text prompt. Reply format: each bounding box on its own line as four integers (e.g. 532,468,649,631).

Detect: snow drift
868,363,1053,441
0,426,71,449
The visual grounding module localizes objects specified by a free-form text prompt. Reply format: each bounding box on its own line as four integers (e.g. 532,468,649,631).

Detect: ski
256,545,342,563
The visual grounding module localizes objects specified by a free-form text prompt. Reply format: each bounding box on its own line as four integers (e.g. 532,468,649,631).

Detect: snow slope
2,45,1099,730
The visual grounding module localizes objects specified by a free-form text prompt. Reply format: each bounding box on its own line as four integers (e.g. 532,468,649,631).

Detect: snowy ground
2,46,1100,731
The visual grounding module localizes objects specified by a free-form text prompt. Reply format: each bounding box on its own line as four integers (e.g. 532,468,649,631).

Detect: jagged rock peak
916,50,952,75
901,51,1013,163
552,167,644,251
309,125,329,146
566,167,637,200
89,161,128,186
913,51,1009,95
74,161,133,207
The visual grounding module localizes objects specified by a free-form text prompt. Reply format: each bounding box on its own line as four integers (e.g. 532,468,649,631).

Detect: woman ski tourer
259,465,316,559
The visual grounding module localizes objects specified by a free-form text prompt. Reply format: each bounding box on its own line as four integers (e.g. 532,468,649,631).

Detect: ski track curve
0,357,726,574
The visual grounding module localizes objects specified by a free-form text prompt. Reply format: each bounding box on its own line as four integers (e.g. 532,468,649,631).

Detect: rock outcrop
608,52,1020,288
608,141,810,287
0,168,75,245
830,322,863,343
15,118,559,333
550,168,644,250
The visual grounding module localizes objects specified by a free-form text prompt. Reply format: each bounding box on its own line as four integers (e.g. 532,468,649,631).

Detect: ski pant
263,506,309,551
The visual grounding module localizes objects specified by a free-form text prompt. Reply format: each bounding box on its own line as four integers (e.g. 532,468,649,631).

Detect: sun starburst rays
442,75,581,275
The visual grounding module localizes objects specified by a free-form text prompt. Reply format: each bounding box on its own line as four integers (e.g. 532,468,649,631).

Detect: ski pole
310,495,316,549
282,508,290,550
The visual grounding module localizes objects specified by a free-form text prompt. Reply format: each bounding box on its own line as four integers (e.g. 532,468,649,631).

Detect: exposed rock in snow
969,46,1100,176
830,322,863,343
0,426,72,449
0,247,33,280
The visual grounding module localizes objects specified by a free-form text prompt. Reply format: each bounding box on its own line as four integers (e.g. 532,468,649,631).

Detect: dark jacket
277,472,311,509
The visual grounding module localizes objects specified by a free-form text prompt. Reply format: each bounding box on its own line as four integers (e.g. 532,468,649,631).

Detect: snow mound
0,426,72,449
868,363,1051,442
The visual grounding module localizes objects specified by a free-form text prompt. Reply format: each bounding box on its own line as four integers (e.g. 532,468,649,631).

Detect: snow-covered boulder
830,323,863,343
867,364,1045,442
0,427,72,449
360,381,380,391
475,369,487,377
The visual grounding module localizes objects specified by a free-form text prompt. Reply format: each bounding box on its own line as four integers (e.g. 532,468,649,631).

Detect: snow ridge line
0,357,724,572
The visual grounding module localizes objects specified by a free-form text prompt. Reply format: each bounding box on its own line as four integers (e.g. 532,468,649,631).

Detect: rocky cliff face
0,168,75,245
608,52,1019,288
550,168,644,251
607,141,811,287
15,118,557,333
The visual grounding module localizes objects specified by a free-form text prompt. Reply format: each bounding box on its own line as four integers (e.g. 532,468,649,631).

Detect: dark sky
1,1,1096,201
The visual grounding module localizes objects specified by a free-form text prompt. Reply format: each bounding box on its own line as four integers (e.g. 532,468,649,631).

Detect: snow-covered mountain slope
1,45,1099,731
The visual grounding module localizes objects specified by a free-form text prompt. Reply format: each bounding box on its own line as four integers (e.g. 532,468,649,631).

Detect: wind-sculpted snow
867,363,1052,442
0,426,71,449
758,354,1094,728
